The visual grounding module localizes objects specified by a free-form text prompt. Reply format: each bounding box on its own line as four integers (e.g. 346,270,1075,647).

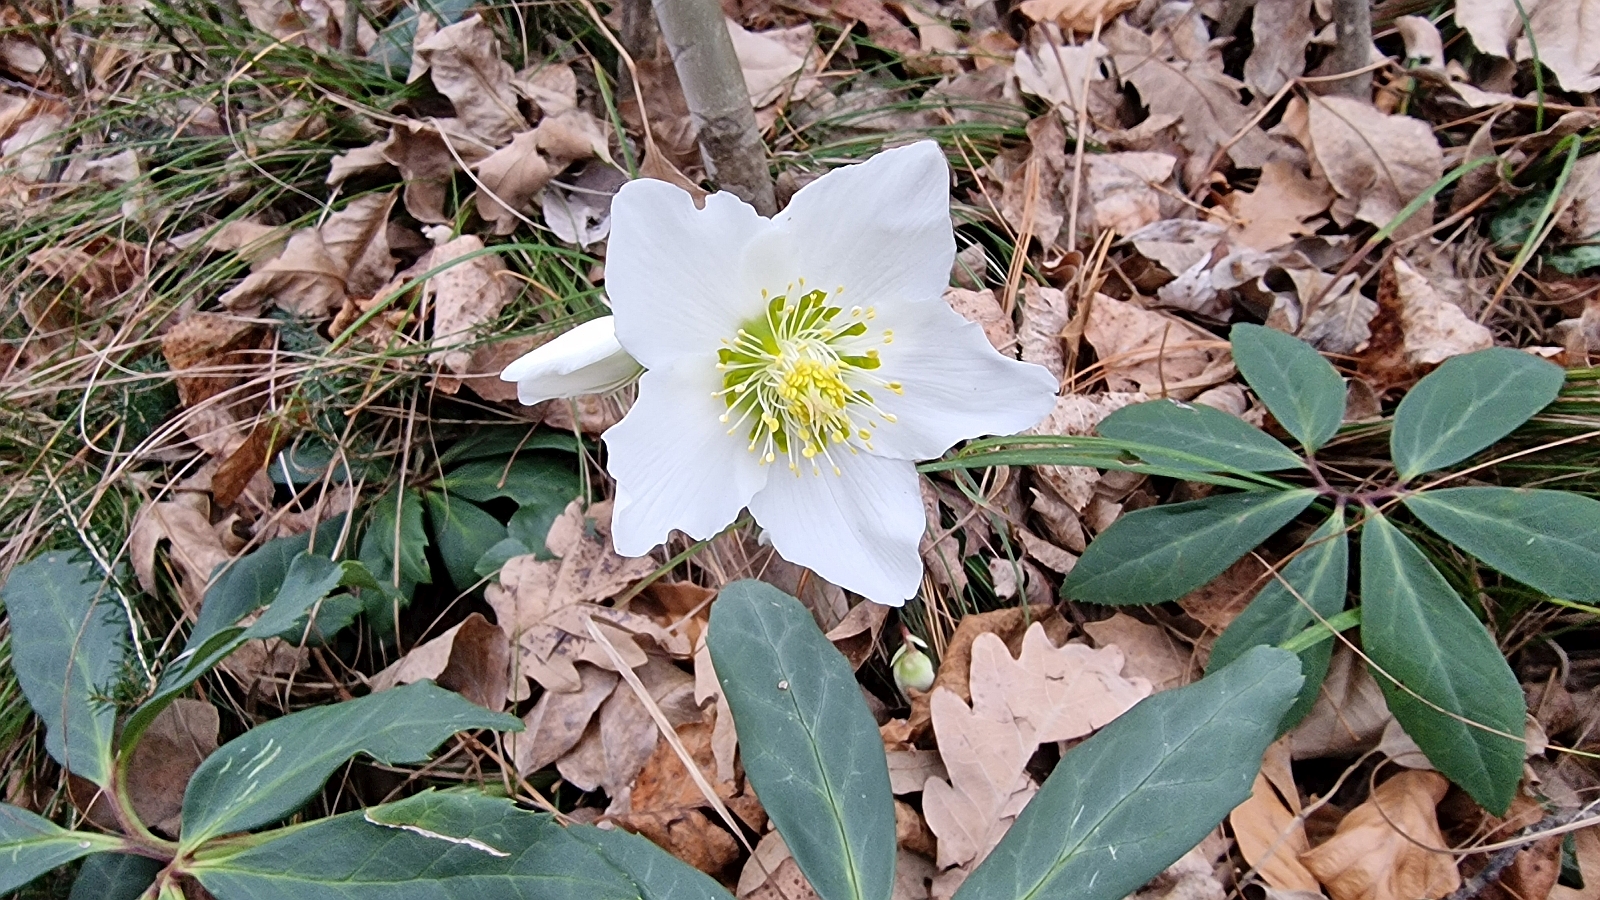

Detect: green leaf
191,517,347,648
443,456,581,509
954,646,1302,900
363,485,432,588
1,554,129,786
0,802,123,894
424,493,507,590
1208,510,1348,730
180,681,519,848
1390,348,1564,480
436,429,580,466
709,581,894,900
1404,487,1600,602
473,537,533,578
190,791,729,900
124,553,374,752
507,502,566,559
69,852,163,900
1097,399,1304,472
1360,512,1525,814
1229,324,1345,453
1062,490,1317,605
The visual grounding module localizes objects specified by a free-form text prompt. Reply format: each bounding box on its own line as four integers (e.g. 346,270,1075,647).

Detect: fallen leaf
124,698,219,836
541,162,627,248
1391,258,1493,366
618,719,760,878
219,192,397,316
1456,0,1600,93
1082,294,1233,398
887,748,948,794
1231,739,1319,890
823,596,890,671
944,287,1015,355
1030,391,1146,509
424,235,512,375
1018,0,1140,35
1244,0,1314,95
1080,613,1194,691
1219,160,1333,252
1299,770,1462,900
556,675,661,797
728,19,819,108
1085,152,1178,237
415,15,527,146
1551,825,1600,900
513,663,618,774
1019,281,1071,380
1285,266,1378,356
738,831,821,900
129,499,232,614
921,480,970,597
1300,95,1444,241
1132,843,1229,900
1288,644,1392,759
514,63,578,117
1178,555,1271,637
1014,31,1109,124
474,131,553,234
435,612,513,712
922,686,1038,870
966,623,1150,745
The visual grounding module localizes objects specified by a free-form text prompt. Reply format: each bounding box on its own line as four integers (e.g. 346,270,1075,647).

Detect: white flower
499,315,644,405
601,142,1058,606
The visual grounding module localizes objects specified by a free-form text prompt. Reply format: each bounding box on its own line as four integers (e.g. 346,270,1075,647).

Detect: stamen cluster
716,287,901,475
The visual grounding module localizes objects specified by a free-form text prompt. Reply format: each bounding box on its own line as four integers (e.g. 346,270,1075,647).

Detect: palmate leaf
1229,324,1345,453
1097,399,1304,472
1,802,123,894
709,581,894,900
1404,487,1600,601
1390,348,1563,481
1,554,129,786
180,681,519,849
1360,512,1524,814
1062,490,1317,605
1207,509,1348,731
954,646,1302,900
189,791,730,900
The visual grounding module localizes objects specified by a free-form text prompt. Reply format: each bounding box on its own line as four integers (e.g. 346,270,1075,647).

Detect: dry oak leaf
219,192,397,316
424,234,512,375
1230,739,1319,891
1390,258,1492,366
474,131,552,234
617,719,762,879
1018,281,1071,380
415,15,526,146
1244,0,1314,95
1301,96,1444,242
1456,0,1600,93
1219,160,1333,252
1299,770,1462,900
129,499,232,614
1080,613,1194,692
1017,0,1138,35
967,623,1150,745
728,19,820,109
1029,391,1146,510
1013,32,1108,123
1085,152,1178,237
1082,294,1234,398
739,831,821,900
921,686,1038,871
944,287,1015,355
1287,643,1392,759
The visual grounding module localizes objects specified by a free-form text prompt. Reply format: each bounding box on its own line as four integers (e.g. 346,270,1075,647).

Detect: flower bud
500,316,644,406
892,633,935,695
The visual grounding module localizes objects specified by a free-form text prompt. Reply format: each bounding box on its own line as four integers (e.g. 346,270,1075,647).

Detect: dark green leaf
424,493,507,590
436,429,580,466
0,802,122,894
507,502,565,559
1390,348,1564,480
1062,490,1317,605
1360,513,1525,814
1,555,129,786
180,681,519,848
69,852,163,900
1229,323,1345,453
709,581,894,900
1208,510,1348,730
954,646,1302,900
363,486,431,587
125,553,373,752
1404,487,1600,601
190,791,727,900
473,537,533,579
191,517,347,648
443,456,581,509
1098,399,1304,472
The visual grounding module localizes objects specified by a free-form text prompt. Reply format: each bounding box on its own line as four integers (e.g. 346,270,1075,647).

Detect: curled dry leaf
728,19,820,109
1390,258,1493,366
1299,770,1461,900
944,287,1015,354
129,500,231,614
124,698,219,836
414,15,526,146
1280,266,1378,356
1456,0,1600,93
1017,0,1139,36
219,192,397,316
1013,32,1109,125
1230,739,1319,891
1244,0,1314,95
1287,645,1392,759
617,718,762,878
1018,281,1071,380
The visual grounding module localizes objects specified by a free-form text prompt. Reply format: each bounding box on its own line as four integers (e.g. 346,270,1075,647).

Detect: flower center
716,286,901,475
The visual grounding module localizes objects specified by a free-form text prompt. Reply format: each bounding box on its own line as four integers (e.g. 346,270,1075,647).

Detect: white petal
605,181,773,368
865,299,1059,461
603,359,768,556
500,316,644,406
775,141,953,309
747,451,925,606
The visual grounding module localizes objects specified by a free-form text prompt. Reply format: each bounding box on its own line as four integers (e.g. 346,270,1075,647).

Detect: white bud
500,316,644,406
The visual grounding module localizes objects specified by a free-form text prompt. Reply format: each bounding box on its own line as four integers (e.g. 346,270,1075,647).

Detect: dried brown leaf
1219,160,1333,252
124,698,218,836
415,15,527,146
1231,740,1319,890
1391,258,1493,366
967,624,1149,744
425,235,511,375
436,612,513,712
1080,613,1194,691
1301,96,1443,241
219,193,396,316
1244,0,1314,94
1299,771,1461,900
922,686,1037,870
1082,295,1233,398
944,287,1015,355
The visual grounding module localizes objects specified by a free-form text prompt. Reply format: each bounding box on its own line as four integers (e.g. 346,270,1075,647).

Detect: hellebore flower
593,141,1057,605
500,315,644,406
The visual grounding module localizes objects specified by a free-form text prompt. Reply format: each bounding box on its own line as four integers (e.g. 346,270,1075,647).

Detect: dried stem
1325,0,1374,99
650,0,776,214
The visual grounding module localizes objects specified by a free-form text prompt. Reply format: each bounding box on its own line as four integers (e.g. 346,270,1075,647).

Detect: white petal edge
774,141,954,312
865,298,1059,461
500,316,644,406
603,359,769,556
747,451,925,606
605,181,773,369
